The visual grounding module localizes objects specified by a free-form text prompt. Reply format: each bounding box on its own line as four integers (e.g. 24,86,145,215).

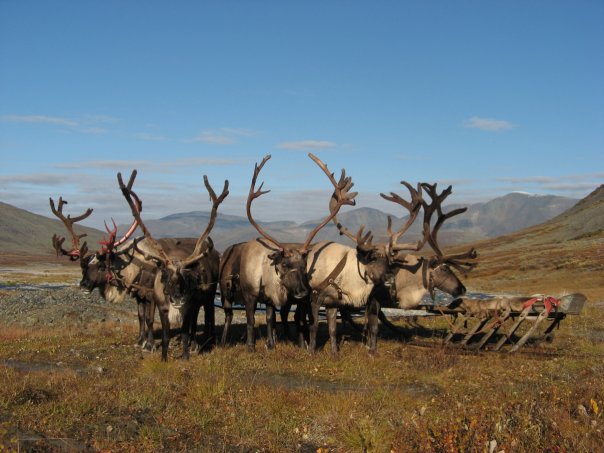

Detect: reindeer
303,181,428,354
50,172,225,356
342,182,478,341
49,196,161,347
118,170,228,361
219,153,356,351
387,182,477,309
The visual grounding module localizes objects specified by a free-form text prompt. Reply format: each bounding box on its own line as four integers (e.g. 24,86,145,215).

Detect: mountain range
115,192,578,251
0,191,583,255
456,184,604,300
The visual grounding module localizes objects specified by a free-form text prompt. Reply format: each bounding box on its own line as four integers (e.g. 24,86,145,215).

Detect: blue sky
1,1,602,227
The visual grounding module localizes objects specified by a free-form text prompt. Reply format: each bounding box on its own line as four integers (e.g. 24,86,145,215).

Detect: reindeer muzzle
452,283,466,298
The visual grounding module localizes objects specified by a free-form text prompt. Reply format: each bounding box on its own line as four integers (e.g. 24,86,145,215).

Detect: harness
104,251,158,300
386,257,434,302
310,254,349,304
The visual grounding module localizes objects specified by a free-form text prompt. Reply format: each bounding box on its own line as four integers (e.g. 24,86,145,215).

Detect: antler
327,178,378,251
98,219,118,254
420,182,477,272
49,197,93,260
300,153,357,253
246,155,287,250
117,170,174,269
380,181,424,254
354,226,374,254
180,175,229,267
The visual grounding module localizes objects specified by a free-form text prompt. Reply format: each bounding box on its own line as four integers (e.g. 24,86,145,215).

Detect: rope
522,295,561,314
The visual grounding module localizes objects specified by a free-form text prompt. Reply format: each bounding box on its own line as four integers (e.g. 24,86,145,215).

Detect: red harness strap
522,295,561,314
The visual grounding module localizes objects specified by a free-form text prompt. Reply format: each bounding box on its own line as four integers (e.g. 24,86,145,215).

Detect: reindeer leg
188,300,202,353
294,301,309,349
144,298,156,351
157,303,171,362
202,295,215,350
327,307,339,354
367,298,380,355
221,298,233,347
309,297,321,353
244,297,256,352
180,304,193,360
280,301,293,342
266,304,276,349
136,297,146,346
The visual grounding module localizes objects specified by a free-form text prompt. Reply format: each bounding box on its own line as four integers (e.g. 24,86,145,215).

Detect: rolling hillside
455,185,604,301
116,192,577,251
0,190,584,256
0,202,104,255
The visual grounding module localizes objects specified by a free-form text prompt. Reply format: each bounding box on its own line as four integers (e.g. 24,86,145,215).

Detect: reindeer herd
50,154,477,361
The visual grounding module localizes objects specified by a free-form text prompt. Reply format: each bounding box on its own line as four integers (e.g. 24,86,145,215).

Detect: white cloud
184,128,257,145
79,127,106,135
0,113,112,134
463,116,514,131
53,157,245,171
0,173,68,186
496,176,554,184
276,140,337,151
134,133,167,141
0,114,78,127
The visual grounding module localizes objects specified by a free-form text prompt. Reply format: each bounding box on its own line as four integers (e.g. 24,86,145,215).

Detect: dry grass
1,232,603,451
1,308,603,452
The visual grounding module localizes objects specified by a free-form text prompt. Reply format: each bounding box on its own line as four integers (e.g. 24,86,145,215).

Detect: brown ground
1,245,603,452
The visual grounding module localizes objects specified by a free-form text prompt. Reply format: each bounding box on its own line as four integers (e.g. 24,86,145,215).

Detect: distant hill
116,192,577,251
442,192,577,237
0,201,104,255
0,191,583,255
454,185,604,300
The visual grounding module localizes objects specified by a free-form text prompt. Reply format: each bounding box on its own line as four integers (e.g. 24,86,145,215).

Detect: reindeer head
49,196,138,301
390,182,477,303
118,170,228,306
329,181,424,288
247,154,357,300
351,228,394,286
266,247,310,300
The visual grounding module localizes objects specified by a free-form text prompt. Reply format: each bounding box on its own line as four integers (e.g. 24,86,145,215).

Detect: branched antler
99,219,118,254
118,169,228,270
301,153,357,252
326,174,377,249
118,170,174,268
380,181,423,254
180,175,229,267
49,197,93,260
420,182,477,272
246,155,286,251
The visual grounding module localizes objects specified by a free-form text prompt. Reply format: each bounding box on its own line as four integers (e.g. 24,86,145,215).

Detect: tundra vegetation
0,176,602,451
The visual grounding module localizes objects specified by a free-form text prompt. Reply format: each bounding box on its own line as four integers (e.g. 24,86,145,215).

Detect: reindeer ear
268,251,283,263
206,236,214,251
356,245,372,258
